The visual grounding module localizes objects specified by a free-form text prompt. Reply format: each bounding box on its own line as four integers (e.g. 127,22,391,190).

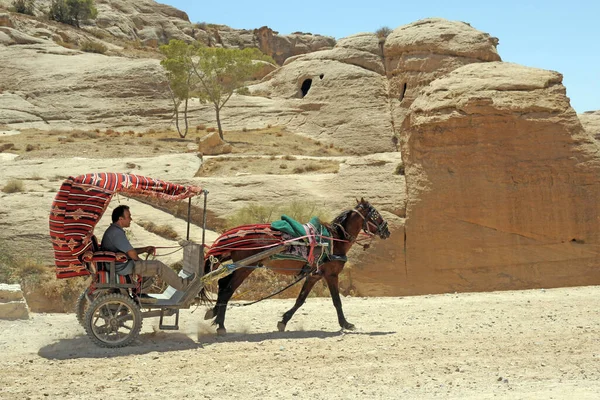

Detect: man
101,205,195,291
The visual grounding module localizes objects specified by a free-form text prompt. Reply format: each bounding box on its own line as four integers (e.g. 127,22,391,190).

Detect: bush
225,200,330,229
395,163,405,175
48,0,98,28
2,179,24,193
11,0,35,15
80,40,107,54
375,26,393,39
137,220,179,240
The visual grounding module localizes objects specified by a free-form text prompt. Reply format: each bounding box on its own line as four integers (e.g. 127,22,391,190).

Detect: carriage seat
81,235,136,287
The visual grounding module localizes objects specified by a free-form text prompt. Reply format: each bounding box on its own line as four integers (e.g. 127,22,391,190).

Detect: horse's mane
323,209,353,239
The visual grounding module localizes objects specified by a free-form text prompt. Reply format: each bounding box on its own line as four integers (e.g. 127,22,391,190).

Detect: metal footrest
159,309,180,330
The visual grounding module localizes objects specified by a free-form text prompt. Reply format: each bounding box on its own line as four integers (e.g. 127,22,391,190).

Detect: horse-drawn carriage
49,173,390,348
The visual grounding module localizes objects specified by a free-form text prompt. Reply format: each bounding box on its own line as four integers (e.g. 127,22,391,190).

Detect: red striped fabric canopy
49,173,202,279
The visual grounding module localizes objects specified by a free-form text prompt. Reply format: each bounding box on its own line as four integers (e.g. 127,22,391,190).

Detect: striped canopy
49,173,202,279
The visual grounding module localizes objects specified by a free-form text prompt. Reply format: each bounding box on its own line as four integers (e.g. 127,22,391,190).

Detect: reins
231,266,317,308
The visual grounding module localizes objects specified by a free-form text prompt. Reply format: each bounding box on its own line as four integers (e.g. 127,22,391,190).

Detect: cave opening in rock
300,78,312,97
399,82,407,101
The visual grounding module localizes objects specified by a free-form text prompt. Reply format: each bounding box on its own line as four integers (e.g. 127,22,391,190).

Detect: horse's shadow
200,329,396,345
38,330,396,359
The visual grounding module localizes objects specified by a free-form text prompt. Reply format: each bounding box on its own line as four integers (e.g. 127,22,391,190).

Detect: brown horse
201,198,391,335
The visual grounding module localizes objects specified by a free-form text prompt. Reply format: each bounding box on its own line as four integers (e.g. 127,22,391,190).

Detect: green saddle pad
271,215,330,239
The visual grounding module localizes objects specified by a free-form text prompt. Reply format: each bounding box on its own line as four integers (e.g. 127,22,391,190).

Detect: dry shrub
25,143,39,152
56,40,77,49
0,143,15,152
2,179,24,193
24,174,43,181
279,163,287,169
0,239,86,312
292,163,321,174
282,155,296,161
196,124,206,131
206,127,216,133
80,40,108,54
137,220,179,240
375,26,393,39
395,163,405,175
225,200,330,230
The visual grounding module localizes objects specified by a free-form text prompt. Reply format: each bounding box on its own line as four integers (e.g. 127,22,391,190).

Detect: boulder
250,48,393,154
198,132,233,155
0,13,13,28
336,32,382,56
384,18,501,137
253,26,336,65
0,283,29,320
400,61,600,294
579,110,600,141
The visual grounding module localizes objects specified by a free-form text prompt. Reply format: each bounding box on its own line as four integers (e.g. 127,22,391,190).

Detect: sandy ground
1,286,599,399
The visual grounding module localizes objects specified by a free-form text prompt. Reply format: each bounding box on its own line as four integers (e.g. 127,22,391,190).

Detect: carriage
49,173,390,348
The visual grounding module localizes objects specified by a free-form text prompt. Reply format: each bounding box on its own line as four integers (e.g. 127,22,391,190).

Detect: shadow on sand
38,329,396,360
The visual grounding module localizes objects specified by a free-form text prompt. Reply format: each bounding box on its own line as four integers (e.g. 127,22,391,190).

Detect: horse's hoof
204,309,214,320
343,322,356,331
277,321,286,332
216,327,227,336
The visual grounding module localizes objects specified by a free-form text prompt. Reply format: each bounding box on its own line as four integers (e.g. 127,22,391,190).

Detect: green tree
160,40,274,140
48,0,97,28
192,47,268,140
159,40,199,138
11,0,35,15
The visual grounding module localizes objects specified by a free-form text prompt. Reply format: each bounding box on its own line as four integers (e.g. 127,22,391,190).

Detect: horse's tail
198,254,227,305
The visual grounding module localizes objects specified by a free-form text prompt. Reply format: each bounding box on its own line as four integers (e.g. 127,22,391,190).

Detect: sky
160,0,599,113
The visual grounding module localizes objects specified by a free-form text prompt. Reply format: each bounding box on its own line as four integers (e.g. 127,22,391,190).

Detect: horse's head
354,198,390,239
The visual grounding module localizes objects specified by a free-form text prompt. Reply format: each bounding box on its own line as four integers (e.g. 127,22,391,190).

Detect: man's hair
112,205,130,223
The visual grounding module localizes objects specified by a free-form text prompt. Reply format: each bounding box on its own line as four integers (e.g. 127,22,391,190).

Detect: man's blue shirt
101,223,135,274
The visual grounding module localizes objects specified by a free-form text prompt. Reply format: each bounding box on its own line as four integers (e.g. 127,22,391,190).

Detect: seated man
101,205,195,291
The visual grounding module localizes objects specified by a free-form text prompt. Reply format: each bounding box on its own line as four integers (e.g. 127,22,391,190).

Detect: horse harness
353,202,388,239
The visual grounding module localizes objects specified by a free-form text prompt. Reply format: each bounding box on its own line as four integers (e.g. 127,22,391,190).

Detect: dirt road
1,286,599,399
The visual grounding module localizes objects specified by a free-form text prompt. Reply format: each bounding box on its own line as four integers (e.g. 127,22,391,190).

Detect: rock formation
384,18,501,138
0,283,29,319
579,110,600,141
400,62,600,294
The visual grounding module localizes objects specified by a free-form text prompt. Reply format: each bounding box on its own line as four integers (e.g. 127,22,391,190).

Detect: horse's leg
323,273,355,330
278,274,322,332
212,267,254,335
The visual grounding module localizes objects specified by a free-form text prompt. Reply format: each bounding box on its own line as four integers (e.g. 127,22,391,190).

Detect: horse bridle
353,203,388,238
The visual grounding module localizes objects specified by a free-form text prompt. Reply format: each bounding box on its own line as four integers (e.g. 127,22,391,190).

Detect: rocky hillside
1,0,600,298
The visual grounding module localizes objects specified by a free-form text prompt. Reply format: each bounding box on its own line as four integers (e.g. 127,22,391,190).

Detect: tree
160,40,274,140
48,0,97,28
11,0,35,15
192,47,270,140
159,40,199,138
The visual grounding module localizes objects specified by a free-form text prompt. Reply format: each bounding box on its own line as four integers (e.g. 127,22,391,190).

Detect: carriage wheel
84,293,142,348
75,288,91,327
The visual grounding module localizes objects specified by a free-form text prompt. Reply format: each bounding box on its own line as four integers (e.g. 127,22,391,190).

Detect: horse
200,198,391,335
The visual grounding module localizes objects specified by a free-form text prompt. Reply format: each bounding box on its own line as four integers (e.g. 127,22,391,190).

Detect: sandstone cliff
579,110,600,141
400,62,600,294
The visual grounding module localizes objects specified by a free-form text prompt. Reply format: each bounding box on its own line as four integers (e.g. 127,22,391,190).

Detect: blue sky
160,0,599,113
